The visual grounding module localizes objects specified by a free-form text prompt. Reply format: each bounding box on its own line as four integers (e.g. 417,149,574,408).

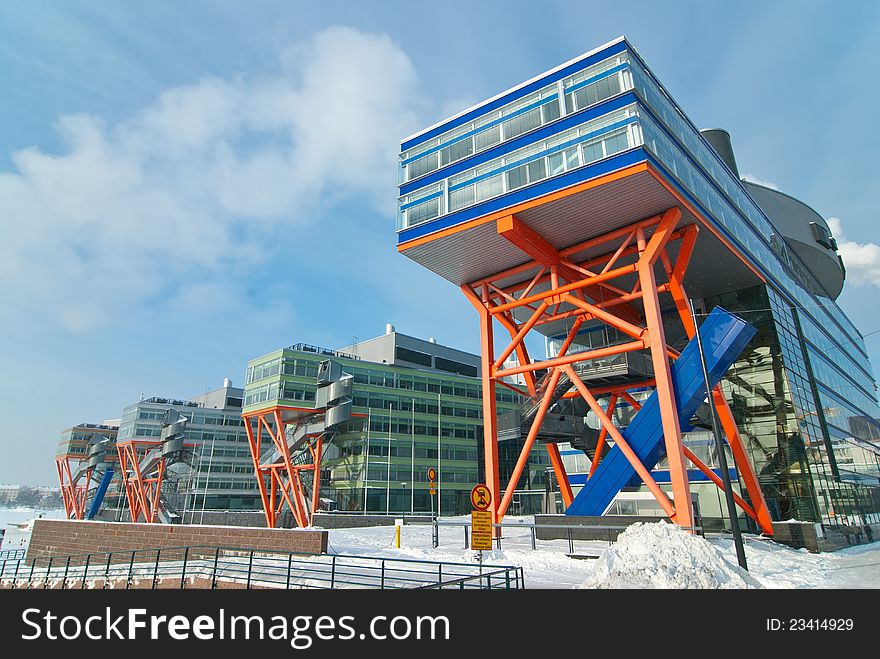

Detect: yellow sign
471,510,492,550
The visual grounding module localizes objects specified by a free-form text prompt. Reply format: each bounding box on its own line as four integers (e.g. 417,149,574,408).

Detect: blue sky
1,0,879,485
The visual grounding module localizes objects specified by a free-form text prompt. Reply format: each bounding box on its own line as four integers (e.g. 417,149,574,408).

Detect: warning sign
471,510,492,551
470,484,491,511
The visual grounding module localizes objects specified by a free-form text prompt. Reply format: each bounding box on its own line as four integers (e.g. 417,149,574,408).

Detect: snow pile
580,522,763,589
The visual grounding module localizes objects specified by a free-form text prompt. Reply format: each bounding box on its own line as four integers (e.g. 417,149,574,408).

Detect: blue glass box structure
398,37,880,527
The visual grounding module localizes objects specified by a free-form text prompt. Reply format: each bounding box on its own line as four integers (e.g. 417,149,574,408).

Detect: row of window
398,106,639,230
354,394,482,419
246,357,320,384
362,418,479,440
400,51,629,183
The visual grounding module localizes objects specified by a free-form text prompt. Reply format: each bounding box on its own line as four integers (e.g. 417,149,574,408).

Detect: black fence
0,545,523,590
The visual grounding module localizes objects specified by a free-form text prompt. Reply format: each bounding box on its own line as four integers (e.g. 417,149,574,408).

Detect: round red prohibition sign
471,484,492,511
427,467,437,482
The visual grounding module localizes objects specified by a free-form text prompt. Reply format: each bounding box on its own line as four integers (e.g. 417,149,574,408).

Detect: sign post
470,484,493,564
428,467,437,517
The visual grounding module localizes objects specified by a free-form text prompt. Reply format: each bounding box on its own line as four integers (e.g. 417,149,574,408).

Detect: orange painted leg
588,394,618,479
637,219,692,529
545,443,573,508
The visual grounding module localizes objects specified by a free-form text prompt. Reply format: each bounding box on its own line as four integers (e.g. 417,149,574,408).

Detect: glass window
506,164,528,190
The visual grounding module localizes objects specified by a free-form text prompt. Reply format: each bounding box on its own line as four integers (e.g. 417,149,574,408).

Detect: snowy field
321,516,880,589
3,510,880,589
0,508,65,551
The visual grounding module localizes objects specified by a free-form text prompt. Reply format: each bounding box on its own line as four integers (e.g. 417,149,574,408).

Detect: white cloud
0,26,420,331
741,173,780,190
827,217,880,286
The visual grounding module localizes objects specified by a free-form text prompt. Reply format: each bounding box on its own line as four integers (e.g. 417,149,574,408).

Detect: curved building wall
743,181,845,299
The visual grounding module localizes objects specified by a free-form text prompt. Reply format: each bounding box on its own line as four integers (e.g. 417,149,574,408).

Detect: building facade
243,330,547,516
115,382,261,517
396,36,880,529
55,422,122,518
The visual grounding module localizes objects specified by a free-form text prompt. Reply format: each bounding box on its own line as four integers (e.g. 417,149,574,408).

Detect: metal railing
406,518,702,555
0,549,26,561
0,545,523,591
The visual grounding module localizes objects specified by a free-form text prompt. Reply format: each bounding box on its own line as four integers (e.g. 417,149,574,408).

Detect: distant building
243,327,546,516
115,381,259,519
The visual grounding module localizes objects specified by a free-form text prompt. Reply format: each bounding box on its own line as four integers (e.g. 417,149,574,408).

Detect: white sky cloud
827,217,880,286
0,26,420,332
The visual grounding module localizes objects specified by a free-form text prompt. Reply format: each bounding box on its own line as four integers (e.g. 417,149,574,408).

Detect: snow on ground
4,511,880,589
580,522,761,589
321,516,880,589
0,508,65,550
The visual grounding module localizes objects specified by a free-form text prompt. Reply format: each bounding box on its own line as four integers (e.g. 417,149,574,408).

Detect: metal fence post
212,548,220,589
180,547,189,590
62,556,71,590
246,550,254,589
433,519,439,548
103,552,112,589
286,553,293,590
567,528,574,554
28,558,37,589
380,559,386,589
81,554,90,589
127,551,135,589
331,555,337,589
530,526,536,551
12,559,21,589
43,557,53,589
152,549,161,589
463,525,469,549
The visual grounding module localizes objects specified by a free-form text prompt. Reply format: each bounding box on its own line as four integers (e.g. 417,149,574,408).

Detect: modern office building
396,36,880,531
115,381,260,521
242,328,547,516
55,422,121,519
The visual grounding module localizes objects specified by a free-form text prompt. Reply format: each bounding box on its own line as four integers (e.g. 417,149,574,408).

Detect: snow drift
580,521,763,589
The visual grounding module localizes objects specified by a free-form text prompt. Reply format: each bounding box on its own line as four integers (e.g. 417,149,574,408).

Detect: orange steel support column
588,394,618,479
56,457,90,520
242,407,328,529
115,441,169,524
498,368,562,518
462,284,502,531
461,209,705,528
244,415,274,528
635,210,693,529
663,251,775,535
545,443,573,508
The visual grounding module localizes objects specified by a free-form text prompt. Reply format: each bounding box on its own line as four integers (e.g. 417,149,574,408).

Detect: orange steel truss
116,441,168,524
462,207,774,535
56,456,92,520
243,407,328,529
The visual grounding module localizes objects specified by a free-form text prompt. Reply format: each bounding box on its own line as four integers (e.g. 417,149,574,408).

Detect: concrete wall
535,514,666,541
312,513,399,529
26,519,327,562
771,521,880,553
